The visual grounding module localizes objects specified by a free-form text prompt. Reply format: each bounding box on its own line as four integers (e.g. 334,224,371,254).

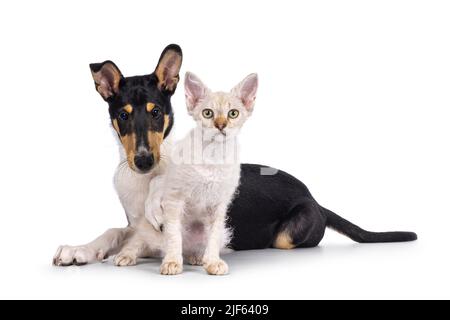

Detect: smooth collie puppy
146,72,258,275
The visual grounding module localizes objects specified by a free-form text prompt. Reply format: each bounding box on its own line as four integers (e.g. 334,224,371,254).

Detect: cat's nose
214,118,227,131
215,123,226,131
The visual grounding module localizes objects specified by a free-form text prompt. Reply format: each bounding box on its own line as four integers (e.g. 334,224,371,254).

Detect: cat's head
184,72,258,138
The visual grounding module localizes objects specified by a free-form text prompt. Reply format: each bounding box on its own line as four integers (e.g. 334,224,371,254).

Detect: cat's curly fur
146,72,258,275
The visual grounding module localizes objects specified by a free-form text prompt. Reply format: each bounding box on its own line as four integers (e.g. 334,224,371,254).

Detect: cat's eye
202,109,214,119
119,112,129,121
228,109,239,119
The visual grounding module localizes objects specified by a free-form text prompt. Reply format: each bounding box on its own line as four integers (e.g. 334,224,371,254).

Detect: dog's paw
160,260,183,275
145,202,164,232
186,255,204,266
53,245,104,266
204,259,229,276
114,253,137,267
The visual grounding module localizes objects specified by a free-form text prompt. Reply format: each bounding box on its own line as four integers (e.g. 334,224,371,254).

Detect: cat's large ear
185,72,210,112
154,44,183,95
90,61,123,101
231,73,258,112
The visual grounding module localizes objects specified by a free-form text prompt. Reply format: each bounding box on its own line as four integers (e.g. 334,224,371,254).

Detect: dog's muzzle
134,152,154,173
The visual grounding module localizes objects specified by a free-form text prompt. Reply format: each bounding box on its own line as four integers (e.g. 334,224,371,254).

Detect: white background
0,0,449,299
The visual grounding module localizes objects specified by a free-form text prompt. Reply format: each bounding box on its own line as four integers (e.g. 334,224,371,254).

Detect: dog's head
90,44,182,173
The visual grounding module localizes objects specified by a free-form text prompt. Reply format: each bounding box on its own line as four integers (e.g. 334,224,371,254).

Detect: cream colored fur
146,72,258,275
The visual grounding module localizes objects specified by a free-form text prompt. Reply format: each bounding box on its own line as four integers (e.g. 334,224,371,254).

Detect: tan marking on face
113,120,135,170
146,103,156,113
113,119,137,170
163,115,170,134
274,232,295,250
148,131,164,163
124,104,133,114
214,116,228,130
121,133,137,170
143,111,169,165
112,119,120,133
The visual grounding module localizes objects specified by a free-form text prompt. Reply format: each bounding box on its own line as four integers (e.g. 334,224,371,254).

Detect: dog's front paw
204,259,229,276
186,255,204,266
114,252,137,267
145,202,164,232
53,245,104,266
160,260,183,275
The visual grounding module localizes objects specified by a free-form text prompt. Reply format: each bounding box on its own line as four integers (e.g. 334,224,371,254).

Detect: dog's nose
134,153,154,172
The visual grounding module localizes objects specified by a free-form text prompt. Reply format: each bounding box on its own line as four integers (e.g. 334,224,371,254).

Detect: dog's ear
90,61,123,100
154,44,183,95
185,72,210,113
231,73,258,112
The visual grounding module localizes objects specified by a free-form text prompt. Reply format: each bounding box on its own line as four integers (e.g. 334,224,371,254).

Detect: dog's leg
53,227,132,266
273,202,326,249
114,243,142,267
114,234,155,267
185,253,204,266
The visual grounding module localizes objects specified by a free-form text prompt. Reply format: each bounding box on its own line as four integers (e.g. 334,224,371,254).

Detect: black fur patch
89,45,181,155
227,164,417,250
109,75,173,144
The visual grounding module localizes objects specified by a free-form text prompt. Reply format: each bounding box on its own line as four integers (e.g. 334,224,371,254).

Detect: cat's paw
204,259,229,275
145,202,164,232
114,253,137,267
160,260,183,275
53,245,104,266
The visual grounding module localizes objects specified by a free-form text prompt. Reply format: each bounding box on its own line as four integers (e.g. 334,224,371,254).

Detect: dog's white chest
114,163,152,223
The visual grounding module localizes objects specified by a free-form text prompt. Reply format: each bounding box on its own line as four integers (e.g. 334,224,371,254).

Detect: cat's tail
321,206,417,243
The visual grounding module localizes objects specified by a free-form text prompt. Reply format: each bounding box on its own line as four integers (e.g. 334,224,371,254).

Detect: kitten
145,72,258,275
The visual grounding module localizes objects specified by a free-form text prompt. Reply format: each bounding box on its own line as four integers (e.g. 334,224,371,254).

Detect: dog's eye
151,108,162,119
119,112,129,121
228,109,239,119
202,109,214,119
